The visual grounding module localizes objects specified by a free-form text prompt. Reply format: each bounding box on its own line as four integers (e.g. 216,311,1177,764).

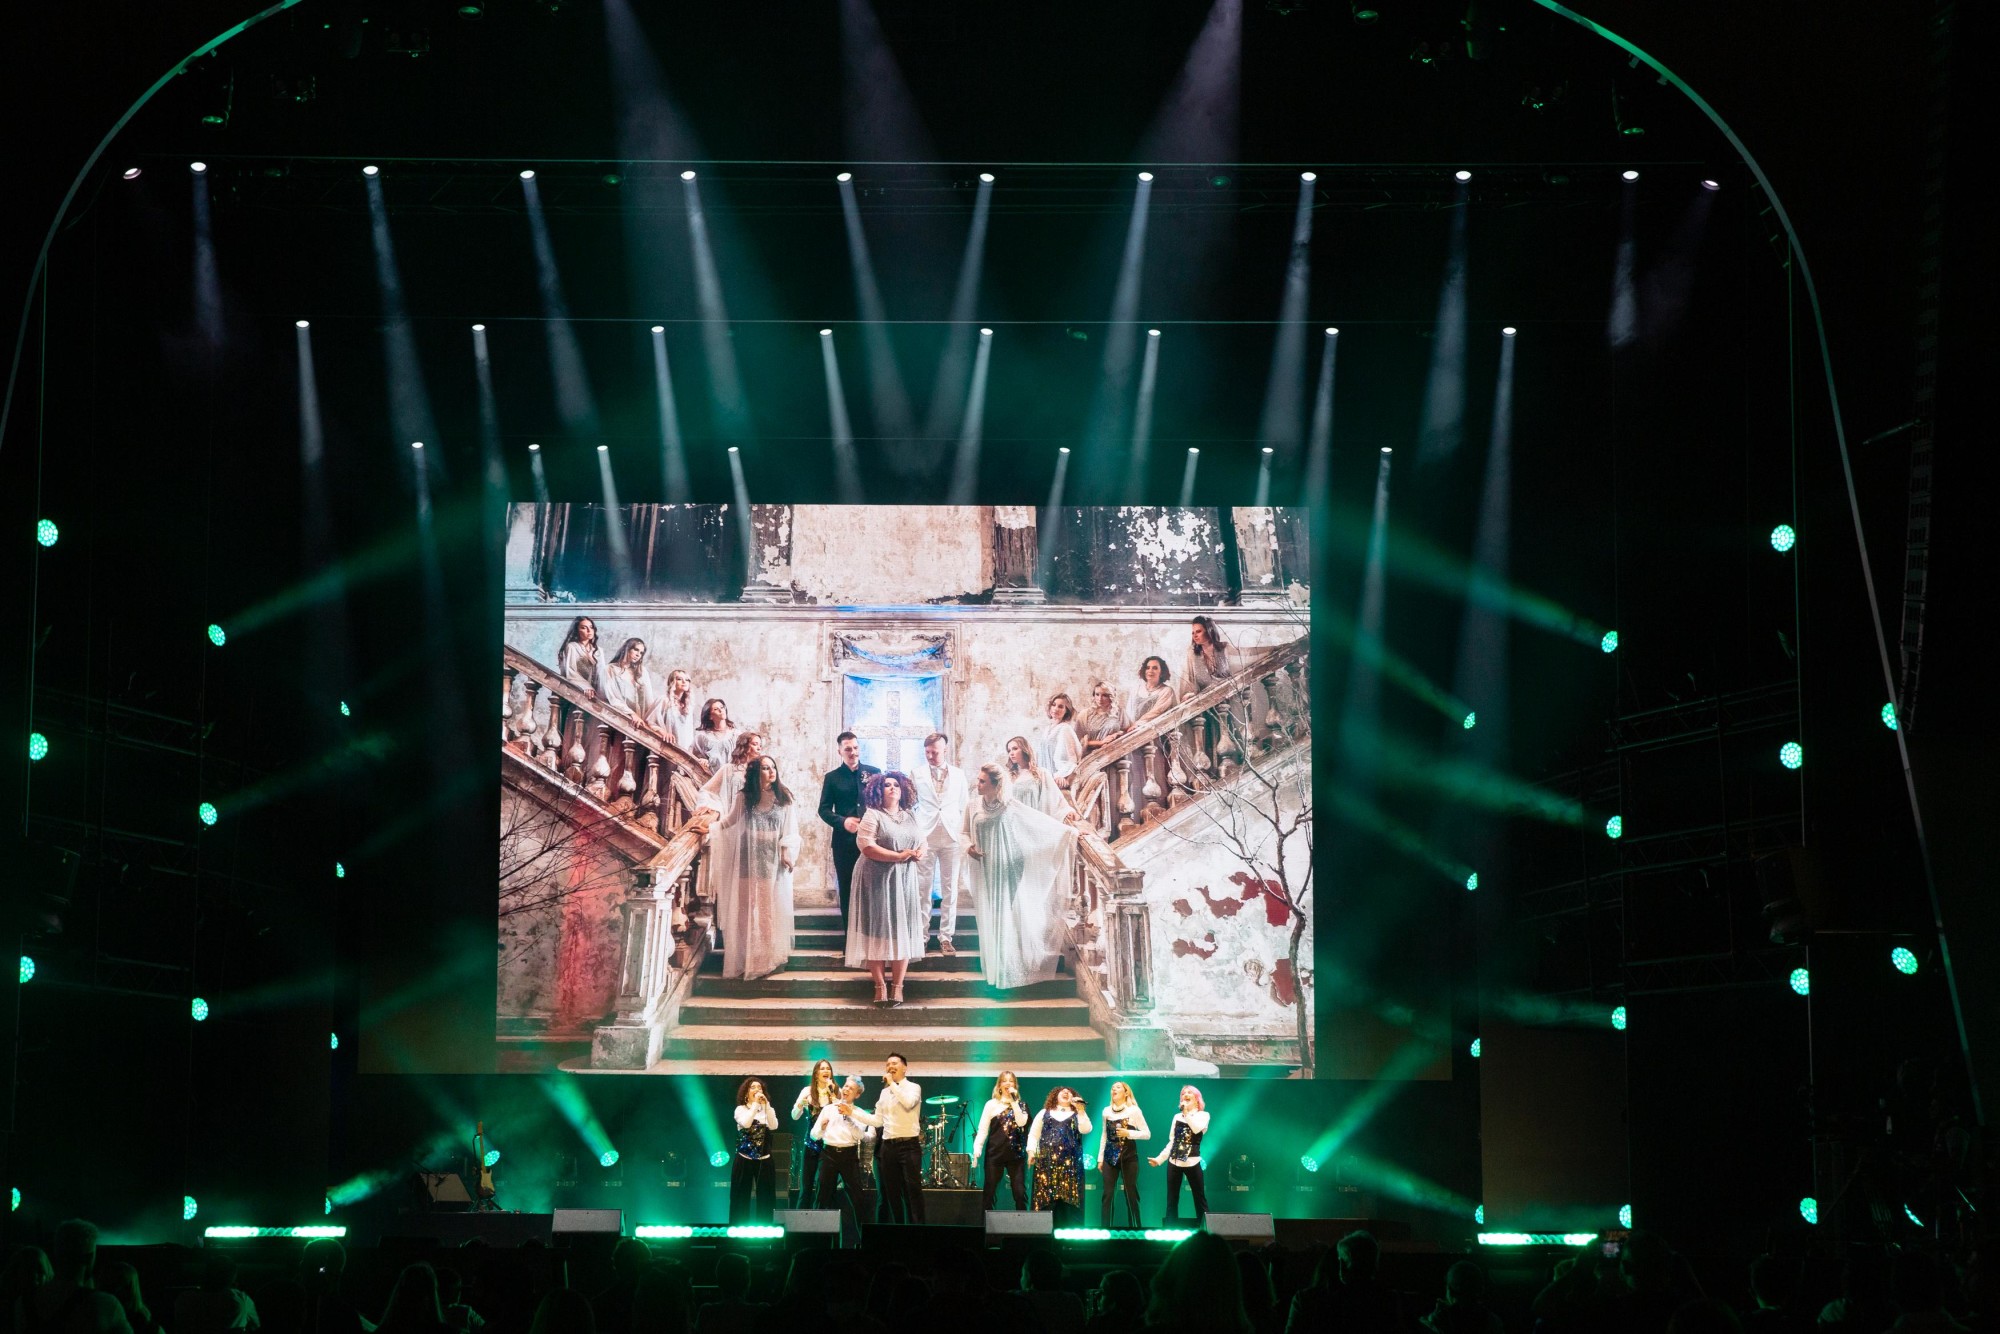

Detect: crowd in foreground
7,1218,1997,1334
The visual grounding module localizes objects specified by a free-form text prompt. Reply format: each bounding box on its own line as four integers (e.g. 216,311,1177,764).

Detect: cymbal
924,1094,961,1106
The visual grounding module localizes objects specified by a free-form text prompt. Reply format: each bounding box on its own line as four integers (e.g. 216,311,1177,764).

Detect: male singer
816,732,880,920
910,732,969,954
810,1077,874,1229
867,1052,925,1223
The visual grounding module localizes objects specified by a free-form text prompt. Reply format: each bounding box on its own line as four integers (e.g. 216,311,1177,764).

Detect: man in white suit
910,731,970,955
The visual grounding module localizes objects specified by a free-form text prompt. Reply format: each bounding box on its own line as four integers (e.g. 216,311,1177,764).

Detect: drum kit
920,1093,972,1187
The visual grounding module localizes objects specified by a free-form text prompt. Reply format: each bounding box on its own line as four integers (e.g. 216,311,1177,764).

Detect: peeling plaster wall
787,506,995,605
1118,765,1314,1049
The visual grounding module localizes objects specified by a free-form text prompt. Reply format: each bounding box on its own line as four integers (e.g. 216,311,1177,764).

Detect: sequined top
1032,1111,1085,1209
735,1103,778,1160
1168,1111,1208,1167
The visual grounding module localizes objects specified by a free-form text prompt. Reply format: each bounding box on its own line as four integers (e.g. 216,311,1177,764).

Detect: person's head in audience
1022,1250,1062,1293
929,1248,982,1297
1,1247,52,1301
380,1263,444,1329
1098,1269,1145,1318
824,1255,869,1311
783,1249,835,1305
1147,1231,1249,1334
1442,1262,1488,1306
436,1269,464,1309
200,1253,240,1292
1891,1248,1948,1316
529,1289,596,1334
611,1239,653,1284
1618,1232,1674,1295
1234,1253,1273,1313
50,1221,105,1287
301,1237,347,1291
1337,1230,1380,1285
92,1261,145,1321
713,1255,751,1303
1748,1254,1798,1311
1665,1299,1742,1334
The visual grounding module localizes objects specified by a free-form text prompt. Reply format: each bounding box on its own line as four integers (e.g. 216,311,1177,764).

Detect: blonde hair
1109,1081,1135,1107
977,762,1007,796
992,1070,1020,1101
1004,737,1041,777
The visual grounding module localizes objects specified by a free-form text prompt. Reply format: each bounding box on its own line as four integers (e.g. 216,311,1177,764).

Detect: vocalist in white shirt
871,1053,926,1223
970,1070,1032,1210
1096,1081,1150,1227
809,1077,874,1225
911,733,970,954
729,1078,781,1222
1147,1084,1211,1225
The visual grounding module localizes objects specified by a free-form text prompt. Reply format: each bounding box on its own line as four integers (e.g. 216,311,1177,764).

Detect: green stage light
330,1032,339,1050
1475,1204,1484,1224
484,1149,501,1168
18,957,33,984
1881,702,1899,731
10,1188,18,1212
1605,815,1623,840
184,1196,199,1222
636,1225,696,1239
206,624,227,647
1082,1154,1096,1170
325,1198,333,1215
28,732,47,762
1478,1232,1597,1247
1300,1155,1319,1173
339,701,351,718
191,997,210,1022
1779,742,1803,770
599,1150,620,1168
1789,968,1811,997
1465,872,1479,891
1619,1204,1632,1228
1600,630,1618,654
1470,1038,1482,1058
36,519,59,547
1905,1204,1922,1227
198,802,218,826
1770,524,1797,553
708,1150,729,1168
335,863,346,879
635,1225,786,1241
1799,1197,1818,1225
1611,1006,1627,1031
1892,947,1919,976
203,1226,347,1239
1462,711,1476,730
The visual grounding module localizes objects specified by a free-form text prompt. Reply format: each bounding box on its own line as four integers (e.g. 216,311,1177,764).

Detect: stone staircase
655,909,1115,1074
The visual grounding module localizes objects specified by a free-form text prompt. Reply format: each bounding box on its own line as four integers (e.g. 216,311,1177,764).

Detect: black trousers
876,1136,926,1223
1164,1163,1207,1224
796,1138,824,1208
982,1154,1027,1210
1100,1153,1142,1227
833,840,860,918
728,1154,776,1222
815,1145,869,1225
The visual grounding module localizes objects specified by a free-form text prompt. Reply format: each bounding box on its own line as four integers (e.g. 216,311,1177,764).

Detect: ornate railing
1071,634,1309,848
503,645,712,841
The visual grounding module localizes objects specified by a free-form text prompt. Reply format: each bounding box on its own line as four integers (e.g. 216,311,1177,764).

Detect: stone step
791,927,980,951
793,913,978,933
680,995,1092,1028
698,971,1075,1000
658,1024,1109,1063
702,948,985,974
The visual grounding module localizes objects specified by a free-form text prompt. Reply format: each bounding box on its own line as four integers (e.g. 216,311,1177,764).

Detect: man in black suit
817,731,879,920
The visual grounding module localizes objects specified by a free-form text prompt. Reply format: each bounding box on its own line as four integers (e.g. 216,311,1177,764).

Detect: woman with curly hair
844,772,926,1007
729,1077,781,1222
1026,1086,1093,1225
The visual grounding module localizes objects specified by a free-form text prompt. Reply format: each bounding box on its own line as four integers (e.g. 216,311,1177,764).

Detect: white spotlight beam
1122,327,1163,502
682,176,750,436
1255,173,1316,461
818,331,866,504
650,328,691,503
836,176,914,446
1178,448,1201,508
595,446,634,591
1300,329,1339,505
923,174,996,445
1415,180,1472,466
946,327,994,505
520,174,601,433
1081,174,1155,494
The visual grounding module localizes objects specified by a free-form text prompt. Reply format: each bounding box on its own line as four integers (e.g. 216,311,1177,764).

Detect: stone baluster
521,680,545,755
562,710,586,783
639,750,662,812
501,667,518,741
611,867,670,1026
1105,867,1156,1019
1114,754,1136,834
586,721,614,800
1097,773,1117,843
541,695,565,767
668,862,697,967
617,738,640,802
1137,739,1162,811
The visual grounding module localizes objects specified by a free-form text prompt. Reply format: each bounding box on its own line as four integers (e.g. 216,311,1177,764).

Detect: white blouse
1025,1106,1093,1160
1097,1103,1151,1159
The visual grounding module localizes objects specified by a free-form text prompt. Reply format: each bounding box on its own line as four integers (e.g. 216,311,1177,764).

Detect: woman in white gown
692,697,737,773
599,638,662,726
845,772,927,1007
1038,693,1084,790
1128,655,1180,810
964,763,1078,991
1005,737,1077,823
1076,681,1128,756
556,617,601,691
713,755,800,980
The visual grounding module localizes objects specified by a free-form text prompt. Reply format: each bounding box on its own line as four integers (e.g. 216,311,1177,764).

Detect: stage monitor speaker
553,1209,623,1234
1203,1212,1275,1242
985,1211,1054,1237
774,1209,843,1235
417,1172,472,1208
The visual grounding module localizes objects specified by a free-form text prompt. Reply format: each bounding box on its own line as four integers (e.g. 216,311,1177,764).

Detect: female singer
1026,1086,1093,1224
556,616,601,691
1005,737,1077,823
970,1070,1032,1210
1078,681,1129,756
713,756,800,980
1040,694,1084,789
729,1078,781,1222
964,764,1077,991
1147,1084,1210,1226
692,697,737,773
845,773,926,1007
1097,1081,1151,1227
790,1059,839,1208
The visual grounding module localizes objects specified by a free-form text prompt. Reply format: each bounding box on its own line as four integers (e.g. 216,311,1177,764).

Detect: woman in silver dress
845,772,926,1007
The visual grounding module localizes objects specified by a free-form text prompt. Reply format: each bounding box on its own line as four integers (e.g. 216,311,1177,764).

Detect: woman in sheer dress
963,762,1077,991
713,755,800,980
845,772,927,1007
1005,737,1077,823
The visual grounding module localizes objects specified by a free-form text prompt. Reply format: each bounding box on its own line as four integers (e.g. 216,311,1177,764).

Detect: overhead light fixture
1455,169,1473,182
471,323,485,332
979,327,993,336
1137,171,1153,182
836,171,852,182
1701,178,1721,191
528,443,541,452
519,169,536,180
362,165,379,177
1352,3,1382,24
1622,169,1640,181
651,325,665,334
681,169,697,181
122,167,142,180
1325,327,1338,336
979,172,995,183
1300,171,1317,182
1502,326,1517,336
190,162,208,174
819,328,833,337
295,320,310,329
1147,329,1161,337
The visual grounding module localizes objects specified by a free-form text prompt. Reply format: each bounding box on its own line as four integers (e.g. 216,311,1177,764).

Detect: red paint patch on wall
1171,933,1219,961
1271,957,1298,1006
1194,885,1247,918
1228,870,1293,927
1172,898,1195,919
